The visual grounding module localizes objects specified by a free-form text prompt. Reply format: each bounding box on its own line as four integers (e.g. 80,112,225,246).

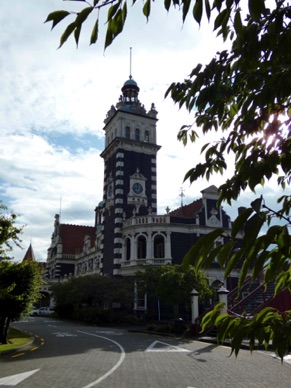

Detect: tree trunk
0,316,10,344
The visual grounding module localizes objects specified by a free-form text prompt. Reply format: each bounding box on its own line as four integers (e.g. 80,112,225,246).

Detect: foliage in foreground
0,260,43,344
0,202,23,260
202,304,291,360
46,0,291,359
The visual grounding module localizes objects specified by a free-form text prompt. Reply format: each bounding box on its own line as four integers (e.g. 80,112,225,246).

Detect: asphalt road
0,317,290,388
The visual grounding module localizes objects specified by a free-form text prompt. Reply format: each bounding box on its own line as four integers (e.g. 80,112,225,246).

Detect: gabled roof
169,199,203,218
22,243,36,262
201,185,219,194
59,224,96,254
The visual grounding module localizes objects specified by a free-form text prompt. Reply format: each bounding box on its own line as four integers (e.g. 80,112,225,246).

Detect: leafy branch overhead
46,0,291,360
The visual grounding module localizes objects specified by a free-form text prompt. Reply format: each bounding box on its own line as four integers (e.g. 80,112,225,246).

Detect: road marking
146,340,190,352
0,369,39,386
272,354,291,365
11,353,26,359
77,330,125,387
95,330,123,336
52,332,77,337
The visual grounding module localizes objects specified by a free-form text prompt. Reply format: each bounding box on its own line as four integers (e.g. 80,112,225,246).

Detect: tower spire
129,47,132,79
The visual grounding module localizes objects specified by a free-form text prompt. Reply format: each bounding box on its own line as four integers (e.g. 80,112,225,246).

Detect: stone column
217,285,229,315
190,288,199,324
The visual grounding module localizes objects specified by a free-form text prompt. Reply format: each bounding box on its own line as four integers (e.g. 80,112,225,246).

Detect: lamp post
190,288,199,324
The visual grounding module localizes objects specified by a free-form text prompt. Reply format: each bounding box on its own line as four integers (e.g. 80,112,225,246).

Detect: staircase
195,274,276,337
229,280,276,316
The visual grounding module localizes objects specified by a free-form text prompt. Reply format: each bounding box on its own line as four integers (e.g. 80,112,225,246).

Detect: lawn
0,327,32,354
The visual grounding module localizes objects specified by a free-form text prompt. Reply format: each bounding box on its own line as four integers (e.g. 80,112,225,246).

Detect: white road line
77,330,125,388
146,340,189,352
0,369,40,386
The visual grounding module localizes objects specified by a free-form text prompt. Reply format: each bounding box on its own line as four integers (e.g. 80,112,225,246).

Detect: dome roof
123,78,138,87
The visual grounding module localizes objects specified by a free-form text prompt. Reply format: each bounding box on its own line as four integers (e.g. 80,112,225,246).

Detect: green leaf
217,241,235,268
90,18,99,45
248,0,266,22
224,248,244,280
74,24,81,47
182,0,191,23
204,0,211,20
143,0,151,20
164,0,171,11
251,196,263,213
231,207,253,239
234,9,243,35
193,0,203,25
243,213,265,249
75,7,93,25
182,228,224,270
59,22,77,48
107,1,121,21
45,10,71,30
104,23,114,49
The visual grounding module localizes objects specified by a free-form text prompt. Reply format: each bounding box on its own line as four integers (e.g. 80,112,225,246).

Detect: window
144,130,149,142
126,237,131,260
125,126,130,139
137,235,146,258
154,235,164,258
135,128,140,141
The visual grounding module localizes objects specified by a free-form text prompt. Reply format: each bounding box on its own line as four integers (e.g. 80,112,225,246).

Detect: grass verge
0,328,32,354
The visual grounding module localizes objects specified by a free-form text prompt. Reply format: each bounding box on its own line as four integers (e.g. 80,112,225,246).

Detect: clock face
132,182,143,194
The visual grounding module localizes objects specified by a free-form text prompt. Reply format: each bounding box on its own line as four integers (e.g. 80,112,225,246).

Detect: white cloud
0,1,288,262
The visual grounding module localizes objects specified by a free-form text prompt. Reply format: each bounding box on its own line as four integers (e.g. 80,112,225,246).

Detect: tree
46,1,291,358
0,260,43,344
0,202,23,260
135,265,215,317
51,275,134,321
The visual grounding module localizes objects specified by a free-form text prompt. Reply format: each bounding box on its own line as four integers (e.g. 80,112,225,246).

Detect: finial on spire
179,187,185,207
129,47,132,79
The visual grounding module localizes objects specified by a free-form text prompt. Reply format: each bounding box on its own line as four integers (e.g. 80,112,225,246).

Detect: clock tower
100,75,160,275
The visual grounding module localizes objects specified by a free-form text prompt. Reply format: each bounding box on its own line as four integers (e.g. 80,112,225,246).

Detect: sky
0,0,287,263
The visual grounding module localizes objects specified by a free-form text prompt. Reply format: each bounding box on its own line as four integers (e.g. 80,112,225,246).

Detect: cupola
121,75,140,103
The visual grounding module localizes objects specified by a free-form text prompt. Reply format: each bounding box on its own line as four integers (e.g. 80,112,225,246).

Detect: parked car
30,307,54,316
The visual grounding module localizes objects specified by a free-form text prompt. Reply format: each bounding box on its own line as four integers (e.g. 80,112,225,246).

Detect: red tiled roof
169,199,203,218
60,224,96,254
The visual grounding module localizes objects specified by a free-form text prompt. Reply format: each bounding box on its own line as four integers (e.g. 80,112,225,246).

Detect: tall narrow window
144,130,149,142
137,235,146,259
126,238,131,260
125,126,130,139
135,128,140,141
154,235,165,258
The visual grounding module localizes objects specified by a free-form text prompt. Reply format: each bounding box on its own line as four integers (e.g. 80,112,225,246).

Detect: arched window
154,234,165,258
135,128,140,141
144,130,149,142
125,237,131,260
137,235,146,259
125,126,130,139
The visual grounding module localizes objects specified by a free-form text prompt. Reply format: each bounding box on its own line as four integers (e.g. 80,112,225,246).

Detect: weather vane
179,187,185,207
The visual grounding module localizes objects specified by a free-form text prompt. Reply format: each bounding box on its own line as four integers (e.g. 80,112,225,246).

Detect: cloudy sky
1,0,286,262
